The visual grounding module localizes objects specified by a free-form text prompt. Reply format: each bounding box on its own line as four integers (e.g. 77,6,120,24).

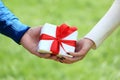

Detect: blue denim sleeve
0,1,30,44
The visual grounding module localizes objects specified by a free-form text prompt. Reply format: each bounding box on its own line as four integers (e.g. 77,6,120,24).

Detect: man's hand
20,27,59,61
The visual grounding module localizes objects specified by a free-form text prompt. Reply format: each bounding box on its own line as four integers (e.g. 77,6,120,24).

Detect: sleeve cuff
0,20,30,44
0,1,30,44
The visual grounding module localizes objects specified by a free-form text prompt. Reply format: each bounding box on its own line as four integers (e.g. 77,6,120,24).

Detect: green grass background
0,0,120,80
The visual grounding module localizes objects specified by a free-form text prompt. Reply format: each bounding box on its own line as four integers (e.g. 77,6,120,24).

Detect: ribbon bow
39,24,77,55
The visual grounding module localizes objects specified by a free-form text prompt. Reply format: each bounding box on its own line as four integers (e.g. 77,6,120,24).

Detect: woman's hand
59,38,94,64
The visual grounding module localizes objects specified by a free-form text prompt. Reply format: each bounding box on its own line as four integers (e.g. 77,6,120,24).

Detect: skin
59,38,94,64
20,27,94,64
20,27,58,61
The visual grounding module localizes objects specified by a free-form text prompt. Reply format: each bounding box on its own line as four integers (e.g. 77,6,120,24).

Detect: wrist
83,38,96,49
0,20,30,44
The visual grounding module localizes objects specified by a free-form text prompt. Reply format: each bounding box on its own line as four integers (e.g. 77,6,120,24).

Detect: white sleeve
85,0,120,49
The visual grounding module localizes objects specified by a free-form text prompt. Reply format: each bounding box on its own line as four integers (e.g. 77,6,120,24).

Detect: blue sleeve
0,1,30,44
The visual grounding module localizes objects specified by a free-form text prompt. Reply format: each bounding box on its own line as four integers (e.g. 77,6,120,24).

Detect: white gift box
38,23,78,57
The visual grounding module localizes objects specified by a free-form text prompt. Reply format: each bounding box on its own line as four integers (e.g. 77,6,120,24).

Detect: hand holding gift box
38,23,78,57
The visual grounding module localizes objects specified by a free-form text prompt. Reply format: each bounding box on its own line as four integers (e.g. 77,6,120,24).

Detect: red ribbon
39,24,77,55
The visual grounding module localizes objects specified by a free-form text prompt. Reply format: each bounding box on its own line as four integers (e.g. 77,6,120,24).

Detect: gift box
38,23,78,57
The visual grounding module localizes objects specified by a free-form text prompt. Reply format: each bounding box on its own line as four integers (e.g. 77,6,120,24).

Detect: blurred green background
0,0,120,80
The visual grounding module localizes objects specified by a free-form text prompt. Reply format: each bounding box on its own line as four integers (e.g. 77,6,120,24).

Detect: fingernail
59,60,63,63
60,57,65,60
51,54,56,56
67,53,70,55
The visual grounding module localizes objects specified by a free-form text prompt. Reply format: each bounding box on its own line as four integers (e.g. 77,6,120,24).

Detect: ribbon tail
50,40,59,55
60,43,67,53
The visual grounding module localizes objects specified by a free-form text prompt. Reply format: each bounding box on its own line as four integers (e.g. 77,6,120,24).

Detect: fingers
33,52,50,58
34,52,60,62
58,54,86,64
34,45,89,64
67,50,86,57
67,46,89,58
34,51,86,64
58,45,91,64
32,38,93,64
